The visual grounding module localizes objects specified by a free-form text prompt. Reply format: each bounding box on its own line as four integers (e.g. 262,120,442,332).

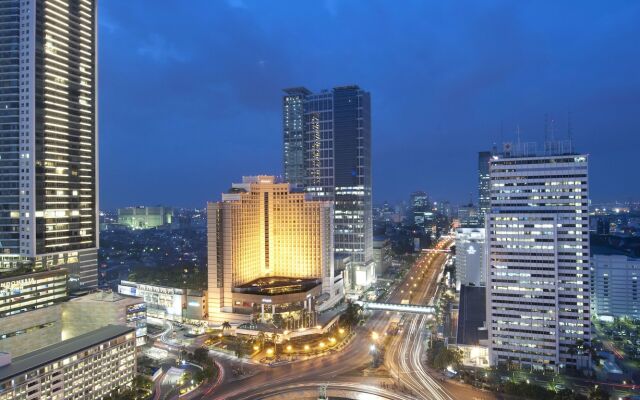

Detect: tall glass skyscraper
0,0,98,288
282,85,374,293
478,151,491,224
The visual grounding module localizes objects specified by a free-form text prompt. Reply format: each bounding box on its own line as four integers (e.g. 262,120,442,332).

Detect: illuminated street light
253,345,260,351
338,328,345,335
286,345,292,352
266,348,274,356
304,345,310,351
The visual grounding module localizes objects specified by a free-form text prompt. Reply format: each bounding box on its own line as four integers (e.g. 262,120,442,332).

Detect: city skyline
99,1,640,209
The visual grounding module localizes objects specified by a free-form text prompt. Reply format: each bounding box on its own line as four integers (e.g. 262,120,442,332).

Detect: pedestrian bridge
355,301,435,314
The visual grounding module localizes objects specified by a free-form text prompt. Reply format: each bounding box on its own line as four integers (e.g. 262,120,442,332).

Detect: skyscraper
207,176,343,325
0,0,98,288
282,87,310,187
281,86,374,293
486,142,590,371
478,151,491,223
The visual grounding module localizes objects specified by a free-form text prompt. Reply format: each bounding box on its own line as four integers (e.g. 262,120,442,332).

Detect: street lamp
266,348,274,357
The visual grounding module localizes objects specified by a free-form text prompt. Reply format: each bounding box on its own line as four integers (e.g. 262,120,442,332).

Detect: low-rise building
0,325,136,400
373,238,392,276
0,306,62,359
62,291,147,346
591,251,640,320
117,281,208,325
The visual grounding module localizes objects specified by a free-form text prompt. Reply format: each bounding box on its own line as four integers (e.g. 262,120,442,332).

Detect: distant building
207,176,343,326
591,253,640,320
457,204,480,227
411,191,433,227
282,86,374,294
0,326,136,400
486,143,591,371
455,228,486,288
478,151,491,224
62,291,147,346
117,206,173,229
373,238,392,276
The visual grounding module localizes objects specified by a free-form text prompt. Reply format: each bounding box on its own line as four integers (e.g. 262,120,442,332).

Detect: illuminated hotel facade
486,142,591,371
207,176,343,325
282,86,374,294
0,0,98,288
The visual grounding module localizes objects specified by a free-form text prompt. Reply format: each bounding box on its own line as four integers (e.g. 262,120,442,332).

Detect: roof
0,325,134,382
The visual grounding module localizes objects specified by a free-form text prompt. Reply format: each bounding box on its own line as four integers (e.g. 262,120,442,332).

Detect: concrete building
455,228,486,288
0,325,136,400
61,291,147,346
207,176,343,325
591,253,640,320
486,142,591,371
373,238,392,276
0,305,62,359
282,86,374,294
117,206,173,229
0,0,99,289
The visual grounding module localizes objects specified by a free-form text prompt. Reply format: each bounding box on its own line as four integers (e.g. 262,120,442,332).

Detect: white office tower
0,0,98,288
455,227,486,289
486,143,590,372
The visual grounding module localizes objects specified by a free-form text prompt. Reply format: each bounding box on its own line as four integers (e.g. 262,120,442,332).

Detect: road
164,236,493,399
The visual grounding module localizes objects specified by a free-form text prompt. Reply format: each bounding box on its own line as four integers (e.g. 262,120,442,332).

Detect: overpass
356,301,435,315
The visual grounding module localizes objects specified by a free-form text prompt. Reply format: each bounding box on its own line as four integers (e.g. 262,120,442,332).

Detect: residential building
282,86,374,294
0,325,136,400
117,206,173,229
207,176,343,325
478,151,491,224
455,227,486,288
61,291,147,346
591,252,640,320
0,0,99,289
486,142,590,371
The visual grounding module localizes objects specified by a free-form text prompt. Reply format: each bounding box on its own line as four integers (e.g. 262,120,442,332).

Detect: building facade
61,291,147,346
207,176,343,325
282,86,374,294
117,206,173,230
0,0,99,288
478,151,491,224
455,227,486,288
591,253,640,320
0,325,136,400
118,280,186,323
486,143,590,371
282,87,310,187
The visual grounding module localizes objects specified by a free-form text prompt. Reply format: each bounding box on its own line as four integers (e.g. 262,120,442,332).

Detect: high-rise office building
207,176,343,325
282,87,310,187
281,86,374,293
0,0,98,288
455,227,486,288
478,151,491,223
486,142,590,371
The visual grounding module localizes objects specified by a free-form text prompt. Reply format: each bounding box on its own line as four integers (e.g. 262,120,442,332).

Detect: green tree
192,347,210,365
588,385,610,400
221,321,231,335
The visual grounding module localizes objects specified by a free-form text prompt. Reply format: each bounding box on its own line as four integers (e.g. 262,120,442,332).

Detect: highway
173,236,495,399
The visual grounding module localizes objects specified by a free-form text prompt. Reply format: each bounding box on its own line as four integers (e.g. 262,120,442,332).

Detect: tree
588,385,610,400
221,321,232,335
192,347,210,365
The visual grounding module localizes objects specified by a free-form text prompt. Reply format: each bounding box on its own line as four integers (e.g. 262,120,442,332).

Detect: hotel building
207,176,343,325
486,142,591,371
0,0,99,288
0,325,136,400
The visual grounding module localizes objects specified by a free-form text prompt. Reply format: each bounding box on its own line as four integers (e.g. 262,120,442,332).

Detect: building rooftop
234,276,321,296
0,325,134,382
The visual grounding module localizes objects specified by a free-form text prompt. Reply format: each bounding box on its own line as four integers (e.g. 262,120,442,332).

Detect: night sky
99,1,640,209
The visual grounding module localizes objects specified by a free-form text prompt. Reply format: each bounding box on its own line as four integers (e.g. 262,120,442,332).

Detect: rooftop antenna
516,124,521,146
